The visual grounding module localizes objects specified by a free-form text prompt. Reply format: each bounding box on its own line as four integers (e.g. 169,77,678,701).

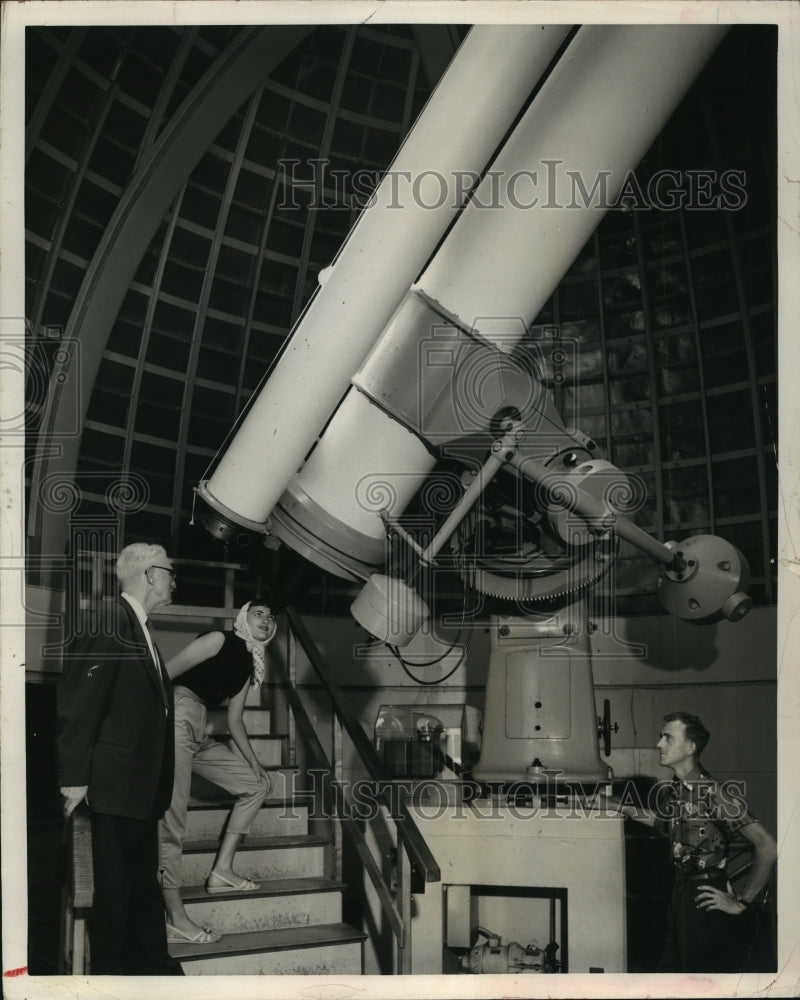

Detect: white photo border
2,2,798,998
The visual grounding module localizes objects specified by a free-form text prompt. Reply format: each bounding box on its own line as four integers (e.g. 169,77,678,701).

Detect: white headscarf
233,601,276,686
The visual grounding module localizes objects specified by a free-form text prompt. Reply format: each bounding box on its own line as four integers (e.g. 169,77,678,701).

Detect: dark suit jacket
57,596,175,820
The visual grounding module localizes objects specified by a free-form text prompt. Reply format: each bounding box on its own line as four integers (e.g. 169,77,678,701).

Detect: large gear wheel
449,499,618,602
456,543,616,601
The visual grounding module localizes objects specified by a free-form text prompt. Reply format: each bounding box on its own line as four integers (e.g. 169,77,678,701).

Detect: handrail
285,606,441,884
62,805,94,974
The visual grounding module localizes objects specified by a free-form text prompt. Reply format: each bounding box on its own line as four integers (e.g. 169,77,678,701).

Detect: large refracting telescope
195,23,750,785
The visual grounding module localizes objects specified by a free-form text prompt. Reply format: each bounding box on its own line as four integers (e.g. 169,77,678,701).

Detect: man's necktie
145,619,169,710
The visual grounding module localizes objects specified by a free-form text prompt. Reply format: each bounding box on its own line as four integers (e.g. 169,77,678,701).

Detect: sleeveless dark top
176,631,253,709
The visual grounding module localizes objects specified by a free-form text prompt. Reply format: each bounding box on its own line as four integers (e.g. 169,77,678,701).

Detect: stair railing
61,805,94,973
281,607,441,974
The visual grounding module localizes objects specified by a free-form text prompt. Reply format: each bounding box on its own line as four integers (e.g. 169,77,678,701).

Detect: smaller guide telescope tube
200,25,573,527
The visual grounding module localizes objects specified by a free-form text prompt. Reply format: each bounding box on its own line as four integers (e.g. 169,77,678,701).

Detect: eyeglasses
147,565,176,579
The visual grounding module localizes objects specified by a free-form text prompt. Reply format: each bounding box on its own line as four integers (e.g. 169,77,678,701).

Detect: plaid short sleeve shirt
653,765,756,873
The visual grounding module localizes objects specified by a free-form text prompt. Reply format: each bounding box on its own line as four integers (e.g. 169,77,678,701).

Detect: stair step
190,766,306,803
184,833,328,854
244,685,272,708
185,800,310,839
172,924,365,975
182,874,346,901
213,734,285,766
177,835,327,885
179,877,347,933
205,706,271,736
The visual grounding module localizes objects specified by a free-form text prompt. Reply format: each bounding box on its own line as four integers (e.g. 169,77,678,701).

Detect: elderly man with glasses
57,542,183,975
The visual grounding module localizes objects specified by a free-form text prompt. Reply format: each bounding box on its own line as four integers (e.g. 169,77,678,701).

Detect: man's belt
674,868,726,881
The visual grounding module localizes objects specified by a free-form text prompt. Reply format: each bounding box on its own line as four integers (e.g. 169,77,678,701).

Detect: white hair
115,542,167,586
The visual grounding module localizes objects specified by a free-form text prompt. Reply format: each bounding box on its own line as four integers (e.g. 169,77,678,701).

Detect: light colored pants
159,686,270,889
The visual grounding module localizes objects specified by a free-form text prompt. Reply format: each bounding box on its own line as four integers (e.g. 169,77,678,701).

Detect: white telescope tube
274,389,436,579
275,25,727,577
200,24,573,526
421,24,728,350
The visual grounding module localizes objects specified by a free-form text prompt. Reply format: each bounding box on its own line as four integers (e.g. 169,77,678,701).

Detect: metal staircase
167,701,367,975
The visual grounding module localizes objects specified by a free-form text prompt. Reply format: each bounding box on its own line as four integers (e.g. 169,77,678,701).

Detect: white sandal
205,870,260,894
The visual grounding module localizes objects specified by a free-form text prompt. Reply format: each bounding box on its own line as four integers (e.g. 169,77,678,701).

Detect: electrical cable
387,569,475,682
388,619,467,668
389,637,469,685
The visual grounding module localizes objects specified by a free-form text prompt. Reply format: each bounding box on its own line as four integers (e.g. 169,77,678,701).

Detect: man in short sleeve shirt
610,712,777,972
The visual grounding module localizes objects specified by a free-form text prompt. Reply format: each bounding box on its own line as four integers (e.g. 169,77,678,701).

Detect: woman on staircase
159,599,277,945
